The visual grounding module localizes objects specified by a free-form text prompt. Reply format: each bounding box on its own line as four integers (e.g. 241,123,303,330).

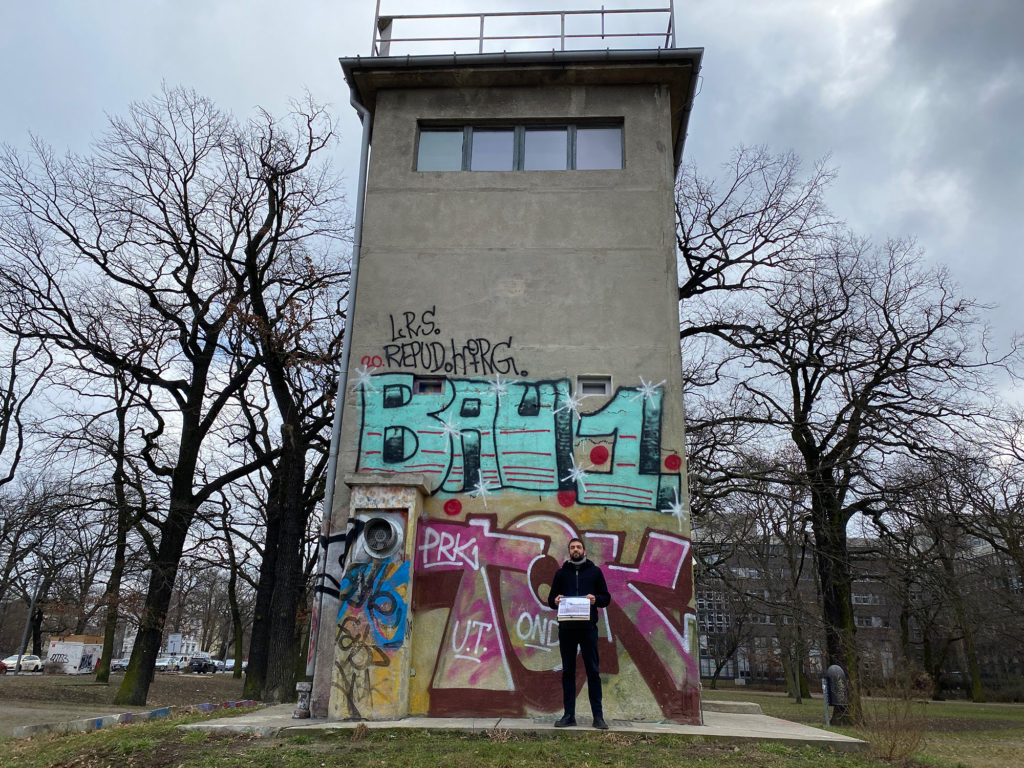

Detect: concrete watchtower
309,3,704,725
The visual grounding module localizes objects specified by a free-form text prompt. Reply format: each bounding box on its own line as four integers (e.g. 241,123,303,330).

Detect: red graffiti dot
664,454,683,471
589,445,610,465
443,499,462,516
557,490,576,508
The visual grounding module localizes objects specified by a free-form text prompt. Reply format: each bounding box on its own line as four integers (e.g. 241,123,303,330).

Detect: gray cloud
1,1,1019,356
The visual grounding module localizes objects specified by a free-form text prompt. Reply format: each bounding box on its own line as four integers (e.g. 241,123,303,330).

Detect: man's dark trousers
558,621,602,719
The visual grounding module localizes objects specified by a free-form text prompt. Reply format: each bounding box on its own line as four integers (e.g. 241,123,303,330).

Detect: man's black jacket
548,558,611,624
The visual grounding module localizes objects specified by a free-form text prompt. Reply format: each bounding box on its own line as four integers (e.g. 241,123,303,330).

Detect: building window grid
417,123,624,172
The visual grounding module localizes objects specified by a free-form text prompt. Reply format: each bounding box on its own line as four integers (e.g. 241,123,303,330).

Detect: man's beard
570,553,585,563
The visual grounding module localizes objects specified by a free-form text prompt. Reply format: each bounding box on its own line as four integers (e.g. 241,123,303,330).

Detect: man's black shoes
593,717,609,730
554,715,576,727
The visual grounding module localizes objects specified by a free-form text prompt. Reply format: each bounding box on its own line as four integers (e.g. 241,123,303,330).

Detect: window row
417,124,623,172
851,593,885,605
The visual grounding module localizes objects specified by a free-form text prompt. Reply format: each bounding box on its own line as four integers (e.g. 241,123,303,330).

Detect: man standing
548,537,611,729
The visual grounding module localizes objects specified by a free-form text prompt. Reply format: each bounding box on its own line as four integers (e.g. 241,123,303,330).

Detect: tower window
417,123,623,172
577,376,611,397
524,128,569,170
470,129,515,171
416,129,464,172
413,376,445,395
577,127,624,170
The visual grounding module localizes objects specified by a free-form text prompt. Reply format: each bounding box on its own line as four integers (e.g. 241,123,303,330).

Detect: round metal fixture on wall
362,516,402,559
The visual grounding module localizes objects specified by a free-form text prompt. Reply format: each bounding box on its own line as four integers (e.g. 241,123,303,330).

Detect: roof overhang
339,47,703,172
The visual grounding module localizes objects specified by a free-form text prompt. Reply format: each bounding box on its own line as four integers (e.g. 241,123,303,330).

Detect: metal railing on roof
371,2,676,57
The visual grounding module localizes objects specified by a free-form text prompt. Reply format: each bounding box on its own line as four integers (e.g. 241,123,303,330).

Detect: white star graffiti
553,390,590,420
561,454,590,494
470,469,495,506
439,415,462,441
631,376,666,403
661,487,687,532
487,372,511,402
350,366,379,396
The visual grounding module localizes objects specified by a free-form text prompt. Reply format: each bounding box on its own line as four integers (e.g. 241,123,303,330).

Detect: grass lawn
0,713,912,768
0,687,1020,768
703,688,1024,768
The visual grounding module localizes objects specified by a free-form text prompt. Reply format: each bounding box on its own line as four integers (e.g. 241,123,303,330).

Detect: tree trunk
243,484,281,699
31,597,46,656
224,524,247,680
114,451,202,705
709,667,721,689
263,428,309,702
940,553,985,703
963,628,985,703
95,533,126,684
798,656,811,699
812,500,860,721
97,435,131,685
781,653,795,698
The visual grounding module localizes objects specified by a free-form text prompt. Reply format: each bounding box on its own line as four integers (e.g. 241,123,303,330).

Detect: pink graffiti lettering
418,527,480,570
415,514,698,721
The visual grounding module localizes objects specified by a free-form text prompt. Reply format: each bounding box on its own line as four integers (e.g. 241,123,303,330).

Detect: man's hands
554,594,595,605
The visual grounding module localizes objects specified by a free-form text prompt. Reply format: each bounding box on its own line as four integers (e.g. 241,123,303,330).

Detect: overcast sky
1,0,1020,379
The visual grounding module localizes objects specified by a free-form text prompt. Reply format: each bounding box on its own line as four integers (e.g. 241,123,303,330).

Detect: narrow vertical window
417,129,464,171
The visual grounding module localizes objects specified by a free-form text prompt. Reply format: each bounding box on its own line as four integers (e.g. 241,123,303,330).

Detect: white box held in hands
557,596,592,622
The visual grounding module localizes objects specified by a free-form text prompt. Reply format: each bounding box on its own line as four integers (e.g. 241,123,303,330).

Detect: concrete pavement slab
177,703,866,751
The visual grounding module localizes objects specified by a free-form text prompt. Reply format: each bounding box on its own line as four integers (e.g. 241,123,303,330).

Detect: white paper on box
557,596,592,622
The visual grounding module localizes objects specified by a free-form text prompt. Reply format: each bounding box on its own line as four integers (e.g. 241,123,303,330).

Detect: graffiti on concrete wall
324,489,420,720
353,373,683,514
308,517,363,673
360,306,527,377
413,513,699,720
332,552,411,719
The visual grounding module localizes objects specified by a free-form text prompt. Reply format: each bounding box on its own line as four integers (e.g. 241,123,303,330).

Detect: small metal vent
363,517,400,557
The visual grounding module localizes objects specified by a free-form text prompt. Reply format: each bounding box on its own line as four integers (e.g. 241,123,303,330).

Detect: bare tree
680,214,1012,716
0,479,65,642
0,86,346,705
235,145,347,700
676,145,835,309
0,333,52,488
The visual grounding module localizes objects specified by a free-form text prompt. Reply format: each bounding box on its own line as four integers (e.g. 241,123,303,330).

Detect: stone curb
702,700,763,715
11,700,262,740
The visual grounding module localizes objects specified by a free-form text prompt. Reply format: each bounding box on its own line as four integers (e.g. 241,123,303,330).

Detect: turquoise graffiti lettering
356,374,680,512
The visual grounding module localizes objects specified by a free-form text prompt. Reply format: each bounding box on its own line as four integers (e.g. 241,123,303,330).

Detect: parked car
212,659,225,672
154,656,178,671
110,658,129,672
1,654,43,672
188,653,215,674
